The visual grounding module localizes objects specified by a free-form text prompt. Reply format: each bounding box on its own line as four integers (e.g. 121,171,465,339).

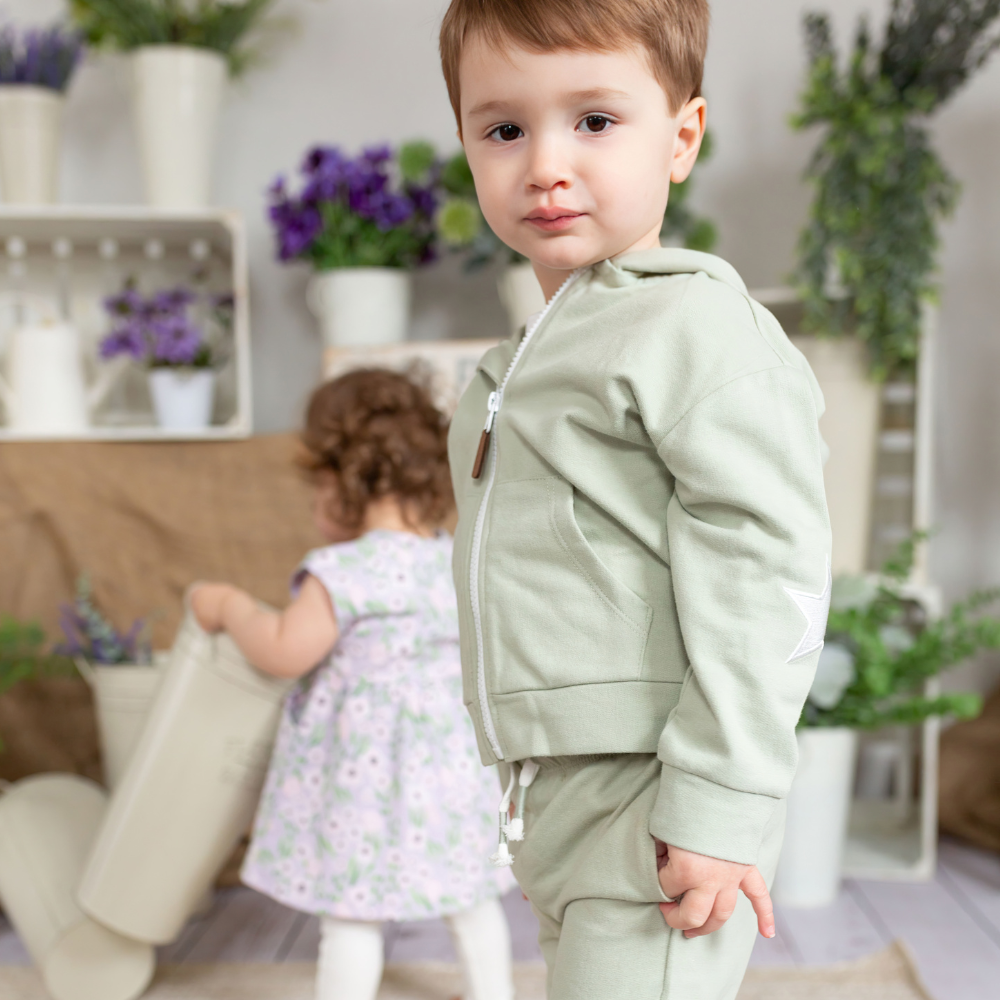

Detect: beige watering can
0,774,154,1000
0,320,124,435
78,607,293,944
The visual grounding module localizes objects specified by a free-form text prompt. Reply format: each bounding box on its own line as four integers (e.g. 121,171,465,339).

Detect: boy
441,2,831,998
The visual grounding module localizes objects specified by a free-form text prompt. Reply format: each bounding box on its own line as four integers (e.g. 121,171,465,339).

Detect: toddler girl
192,369,514,1000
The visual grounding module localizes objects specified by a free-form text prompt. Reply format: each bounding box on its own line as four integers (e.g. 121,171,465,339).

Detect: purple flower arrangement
100,285,215,369
268,142,441,270
57,577,150,666
0,23,83,92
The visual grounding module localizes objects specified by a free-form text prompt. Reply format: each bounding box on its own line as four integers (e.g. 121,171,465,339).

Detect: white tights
316,897,514,1000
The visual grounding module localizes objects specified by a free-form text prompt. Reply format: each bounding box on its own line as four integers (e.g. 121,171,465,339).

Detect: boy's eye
579,115,613,134
489,123,523,142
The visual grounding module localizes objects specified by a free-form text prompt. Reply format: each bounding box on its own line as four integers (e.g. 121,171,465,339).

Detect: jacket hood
605,248,748,296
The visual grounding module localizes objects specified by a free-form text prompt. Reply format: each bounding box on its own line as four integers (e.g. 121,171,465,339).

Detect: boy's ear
670,98,707,185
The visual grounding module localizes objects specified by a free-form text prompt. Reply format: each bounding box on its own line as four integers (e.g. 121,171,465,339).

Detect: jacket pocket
483,477,653,692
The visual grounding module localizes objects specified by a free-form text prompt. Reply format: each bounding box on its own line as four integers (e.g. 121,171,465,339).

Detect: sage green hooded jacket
448,249,832,865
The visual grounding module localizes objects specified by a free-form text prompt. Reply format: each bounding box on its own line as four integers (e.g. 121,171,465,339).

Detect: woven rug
0,943,930,999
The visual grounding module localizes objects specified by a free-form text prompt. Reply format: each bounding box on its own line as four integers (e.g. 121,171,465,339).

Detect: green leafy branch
69,0,277,73
804,534,996,728
793,1,1000,379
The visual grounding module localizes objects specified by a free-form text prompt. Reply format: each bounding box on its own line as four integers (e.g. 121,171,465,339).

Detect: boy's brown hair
301,368,454,532
440,0,710,123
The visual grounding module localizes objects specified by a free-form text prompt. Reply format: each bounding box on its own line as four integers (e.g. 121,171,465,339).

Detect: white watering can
0,320,122,435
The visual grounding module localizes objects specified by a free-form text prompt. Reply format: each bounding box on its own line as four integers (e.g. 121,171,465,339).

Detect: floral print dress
241,529,513,922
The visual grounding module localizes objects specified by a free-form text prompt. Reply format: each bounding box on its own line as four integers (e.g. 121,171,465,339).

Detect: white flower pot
790,335,880,575
131,46,226,209
78,611,292,944
76,660,166,793
307,267,412,348
0,774,154,1000
0,86,63,204
497,261,546,336
772,727,859,909
148,368,216,430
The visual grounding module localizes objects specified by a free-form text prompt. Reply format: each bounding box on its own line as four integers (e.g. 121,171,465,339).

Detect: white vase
772,727,858,908
0,86,63,204
0,775,154,1000
307,267,412,349
148,368,216,430
131,46,227,210
76,661,166,793
790,335,880,575
497,261,546,336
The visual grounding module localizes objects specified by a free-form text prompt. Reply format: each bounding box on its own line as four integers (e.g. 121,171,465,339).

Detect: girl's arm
190,576,339,680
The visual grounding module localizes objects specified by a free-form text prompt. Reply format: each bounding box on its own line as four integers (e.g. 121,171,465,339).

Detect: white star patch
784,558,832,662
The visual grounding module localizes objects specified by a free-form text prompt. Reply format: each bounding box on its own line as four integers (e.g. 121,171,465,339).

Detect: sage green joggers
501,755,786,1000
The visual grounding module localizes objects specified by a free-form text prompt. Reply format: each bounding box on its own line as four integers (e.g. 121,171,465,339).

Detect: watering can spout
88,355,127,413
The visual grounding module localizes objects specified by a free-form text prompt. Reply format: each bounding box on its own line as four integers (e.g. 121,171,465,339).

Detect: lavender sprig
0,24,84,93
56,577,150,666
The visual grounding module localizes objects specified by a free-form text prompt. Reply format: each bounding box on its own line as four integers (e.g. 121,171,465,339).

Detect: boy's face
459,38,706,287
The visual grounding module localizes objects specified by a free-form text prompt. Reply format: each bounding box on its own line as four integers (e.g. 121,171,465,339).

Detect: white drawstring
490,759,539,866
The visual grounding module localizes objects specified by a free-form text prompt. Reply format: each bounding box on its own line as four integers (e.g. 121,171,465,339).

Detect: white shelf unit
0,206,251,440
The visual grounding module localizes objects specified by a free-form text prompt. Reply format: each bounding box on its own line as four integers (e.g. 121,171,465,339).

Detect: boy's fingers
681,887,738,938
740,866,775,939
660,885,716,931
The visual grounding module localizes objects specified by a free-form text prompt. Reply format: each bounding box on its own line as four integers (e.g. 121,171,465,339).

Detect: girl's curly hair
301,368,454,532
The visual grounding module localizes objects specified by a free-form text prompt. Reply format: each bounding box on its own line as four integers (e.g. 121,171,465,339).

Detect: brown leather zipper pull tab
472,391,500,480
472,430,490,479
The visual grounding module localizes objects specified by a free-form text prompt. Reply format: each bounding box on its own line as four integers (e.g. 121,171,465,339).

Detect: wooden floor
1,837,998,998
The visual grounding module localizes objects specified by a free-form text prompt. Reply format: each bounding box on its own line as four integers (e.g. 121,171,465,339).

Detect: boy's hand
190,582,236,633
656,840,775,940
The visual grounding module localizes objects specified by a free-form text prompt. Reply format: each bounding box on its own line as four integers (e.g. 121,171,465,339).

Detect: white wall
7,0,1000,689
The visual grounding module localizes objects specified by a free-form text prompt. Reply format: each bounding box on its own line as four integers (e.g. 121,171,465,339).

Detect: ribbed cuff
648,763,780,866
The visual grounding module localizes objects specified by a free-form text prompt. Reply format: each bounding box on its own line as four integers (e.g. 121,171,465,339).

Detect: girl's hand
190,582,236,633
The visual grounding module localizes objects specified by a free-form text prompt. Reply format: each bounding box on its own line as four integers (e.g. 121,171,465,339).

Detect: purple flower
0,24,83,93
100,323,145,361
266,141,444,269
99,285,214,369
149,316,202,366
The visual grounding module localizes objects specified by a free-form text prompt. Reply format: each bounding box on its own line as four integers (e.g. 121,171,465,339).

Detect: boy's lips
525,207,584,232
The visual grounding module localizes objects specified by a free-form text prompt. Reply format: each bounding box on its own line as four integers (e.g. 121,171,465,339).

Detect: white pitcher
0,321,122,435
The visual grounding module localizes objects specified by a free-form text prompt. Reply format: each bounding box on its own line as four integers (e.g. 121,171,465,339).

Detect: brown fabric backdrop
940,684,1000,852
0,435,322,650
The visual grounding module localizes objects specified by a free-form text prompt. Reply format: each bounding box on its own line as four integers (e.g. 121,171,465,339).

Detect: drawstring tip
490,842,515,868
502,818,524,841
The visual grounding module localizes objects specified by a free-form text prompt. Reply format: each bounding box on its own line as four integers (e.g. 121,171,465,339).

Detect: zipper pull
472,391,500,479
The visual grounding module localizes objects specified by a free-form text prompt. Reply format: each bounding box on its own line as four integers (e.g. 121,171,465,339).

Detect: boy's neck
531,225,665,301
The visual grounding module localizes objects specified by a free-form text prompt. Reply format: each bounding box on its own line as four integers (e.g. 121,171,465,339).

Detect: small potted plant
773,537,994,909
99,283,229,431
57,576,164,791
436,141,717,334
0,22,83,205
70,0,277,208
268,141,440,349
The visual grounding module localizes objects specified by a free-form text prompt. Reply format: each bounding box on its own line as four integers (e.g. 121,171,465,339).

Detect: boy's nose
524,137,573,193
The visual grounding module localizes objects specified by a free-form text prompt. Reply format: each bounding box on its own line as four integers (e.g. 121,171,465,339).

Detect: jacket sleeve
648,364,831,865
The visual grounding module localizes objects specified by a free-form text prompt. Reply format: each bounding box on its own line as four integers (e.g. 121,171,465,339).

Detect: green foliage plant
794,1,1000,379
0,617,75,749
803,534,995,729
69,0,277,74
